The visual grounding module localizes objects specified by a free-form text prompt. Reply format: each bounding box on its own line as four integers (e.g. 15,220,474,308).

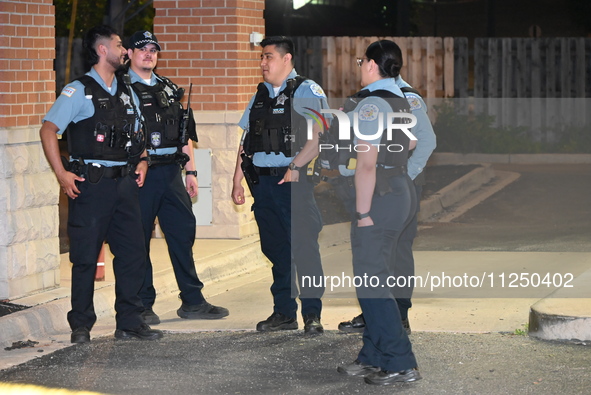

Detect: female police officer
336,40,421,385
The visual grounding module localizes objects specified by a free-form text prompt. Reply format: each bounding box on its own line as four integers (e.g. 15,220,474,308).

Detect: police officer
338,42,436,336
125,31,229,324
39,25,163,343
336,40,421,385
231,36,326,335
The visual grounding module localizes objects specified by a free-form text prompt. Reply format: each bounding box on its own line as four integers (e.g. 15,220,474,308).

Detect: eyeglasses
356,57,368,67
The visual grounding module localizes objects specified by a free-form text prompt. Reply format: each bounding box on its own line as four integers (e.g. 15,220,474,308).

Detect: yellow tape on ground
0,382,107,395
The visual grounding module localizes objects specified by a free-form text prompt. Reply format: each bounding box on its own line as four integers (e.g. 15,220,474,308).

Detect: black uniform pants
138,164,205,308
67,174,145,331
391,183,423,320
352,174,418,371
251,171,324,319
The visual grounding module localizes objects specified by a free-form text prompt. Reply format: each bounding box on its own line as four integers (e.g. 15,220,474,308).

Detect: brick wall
0,0,60,299
153,0,265,238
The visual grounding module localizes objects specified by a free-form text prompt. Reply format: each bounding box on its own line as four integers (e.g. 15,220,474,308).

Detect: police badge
151,132,162,147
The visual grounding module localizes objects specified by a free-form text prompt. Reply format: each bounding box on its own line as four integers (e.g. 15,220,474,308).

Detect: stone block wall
0,0,60,299
154,0,265,239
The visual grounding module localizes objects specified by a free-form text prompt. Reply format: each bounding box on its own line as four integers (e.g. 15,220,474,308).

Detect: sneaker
303,314,324,336
176,302,229,320
256,312,298,332
114,323,163,340
337,360,381,377
364,368,422,385
141,308,161,325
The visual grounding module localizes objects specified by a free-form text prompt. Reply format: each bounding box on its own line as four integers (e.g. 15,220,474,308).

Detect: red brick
192,7,215,16
203,102,226,111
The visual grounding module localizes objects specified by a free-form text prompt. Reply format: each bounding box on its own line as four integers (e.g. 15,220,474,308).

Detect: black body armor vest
243,76,308,157
326,88,413,169
131,79,185,150
67,75,136,162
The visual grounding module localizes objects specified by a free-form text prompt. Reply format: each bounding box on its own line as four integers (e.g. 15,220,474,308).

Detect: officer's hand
278,169,299,184
135,161,148,187
232,184,245,205
186,174,198,198
357,216,374,227
57,170,84,199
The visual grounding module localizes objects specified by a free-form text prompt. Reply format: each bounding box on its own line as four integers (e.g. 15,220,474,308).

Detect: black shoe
141,308,161,325
402,318,411,335
71,327,90,344
364,368,422,385
337,360,381,377
256,312,298,332
177,302,229,320
114,323,163,340
338,314,365,333
303,314,324,336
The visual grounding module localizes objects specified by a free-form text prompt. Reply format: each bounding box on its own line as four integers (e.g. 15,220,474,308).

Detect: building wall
0,0,60,299
153,0,264,239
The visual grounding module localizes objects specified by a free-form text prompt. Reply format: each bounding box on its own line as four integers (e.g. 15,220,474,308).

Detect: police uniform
43,68,146,332
238,69,325,322
391,76,436,322
127,69,211,313
348,78,418,372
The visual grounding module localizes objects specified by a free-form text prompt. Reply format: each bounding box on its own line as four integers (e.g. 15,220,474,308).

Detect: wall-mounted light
250,32,264,46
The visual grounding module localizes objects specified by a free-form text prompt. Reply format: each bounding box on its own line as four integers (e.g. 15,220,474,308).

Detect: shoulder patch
406,95,422,111
310,83,326,97
358,103,379,121
61,86,76,98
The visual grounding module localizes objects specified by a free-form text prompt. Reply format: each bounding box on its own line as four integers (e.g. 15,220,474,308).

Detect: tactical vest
67,75,137,162
131,78,184,150
243,76,308,157
321,88,413,169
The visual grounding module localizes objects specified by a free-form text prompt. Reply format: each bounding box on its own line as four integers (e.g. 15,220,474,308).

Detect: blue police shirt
238,69,330,168
43,68,127,167
395,76,436,180
128,68,178,156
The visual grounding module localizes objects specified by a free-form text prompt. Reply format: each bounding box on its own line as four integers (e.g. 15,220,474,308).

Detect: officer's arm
278,122,321,184
354,141,378,227
182,143,198,198
39,121,84,199
231,144,245,205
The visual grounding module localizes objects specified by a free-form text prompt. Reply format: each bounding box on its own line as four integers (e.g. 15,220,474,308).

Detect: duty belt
254,166,288,176
378,165,407,178
147,154,177,166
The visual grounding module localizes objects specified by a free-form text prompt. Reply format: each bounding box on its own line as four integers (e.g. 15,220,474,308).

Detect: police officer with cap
231,36,327,335
40,25,162,343
125,30,229,324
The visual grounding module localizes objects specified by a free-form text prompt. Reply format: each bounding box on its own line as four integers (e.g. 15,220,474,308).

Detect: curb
528,268,591,342
428,153,591,165
0,240,267,348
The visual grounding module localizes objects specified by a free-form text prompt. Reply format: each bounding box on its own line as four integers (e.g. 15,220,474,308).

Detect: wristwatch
288,162,301,171
185,170,198,177
356,211,370,220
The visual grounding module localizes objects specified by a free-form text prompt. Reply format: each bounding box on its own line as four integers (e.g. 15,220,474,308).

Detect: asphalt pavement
1,160,590,394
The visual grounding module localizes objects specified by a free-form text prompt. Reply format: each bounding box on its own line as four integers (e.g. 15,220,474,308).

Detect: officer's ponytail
365,40,403,79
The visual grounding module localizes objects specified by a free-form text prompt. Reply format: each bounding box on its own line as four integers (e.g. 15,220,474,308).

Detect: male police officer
231,36,326,335
39,25,163,343
338,44,436,335
125,31,229,324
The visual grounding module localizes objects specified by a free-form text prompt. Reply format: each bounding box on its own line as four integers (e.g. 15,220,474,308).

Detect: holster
240,153,259,194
